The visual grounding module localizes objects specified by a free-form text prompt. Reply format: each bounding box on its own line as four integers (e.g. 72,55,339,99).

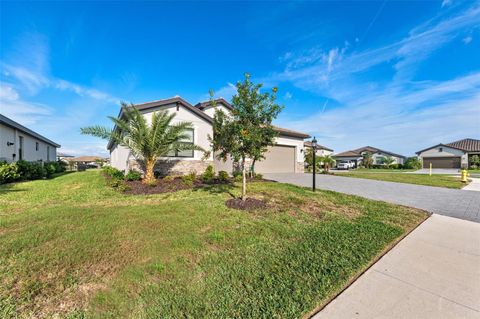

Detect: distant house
416,138,480,169
69,156,106,168
57,152,74,162
0,114,60,163
333,146,405,168
304,141,334,157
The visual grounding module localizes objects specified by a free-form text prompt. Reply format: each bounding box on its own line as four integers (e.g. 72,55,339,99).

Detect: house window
36,142,39,151
167,128,194,158
19,136,24,160
47,146,50,161
439,147,443,152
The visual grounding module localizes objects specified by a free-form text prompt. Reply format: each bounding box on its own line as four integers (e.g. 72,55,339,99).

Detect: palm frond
80,126,112,139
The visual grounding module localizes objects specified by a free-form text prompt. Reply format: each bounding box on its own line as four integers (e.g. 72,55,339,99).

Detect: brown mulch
225,197,266,211
123,177,199,195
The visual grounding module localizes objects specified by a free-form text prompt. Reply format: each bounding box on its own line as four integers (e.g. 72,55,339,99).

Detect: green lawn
337,171,466,189
0,170,427,318
354,168,417,172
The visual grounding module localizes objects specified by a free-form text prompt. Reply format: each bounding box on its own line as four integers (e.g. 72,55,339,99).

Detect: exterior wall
315,149,333,157
418,146,467,168
129,159,213,176
109,103,213,173
0,123,57,163
202,104,231,118
371,152,404,165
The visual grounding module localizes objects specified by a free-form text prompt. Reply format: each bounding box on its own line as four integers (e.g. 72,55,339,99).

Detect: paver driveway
264,173,480,223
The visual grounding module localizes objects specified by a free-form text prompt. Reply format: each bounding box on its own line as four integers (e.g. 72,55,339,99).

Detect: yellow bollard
429,163,432,176
461,169,469,183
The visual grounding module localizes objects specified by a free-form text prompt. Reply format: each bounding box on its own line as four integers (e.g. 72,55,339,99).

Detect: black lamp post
311,137,317,192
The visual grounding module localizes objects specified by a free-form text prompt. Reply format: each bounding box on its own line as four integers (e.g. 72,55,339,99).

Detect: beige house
0,114,59,163
416,138,480,169
333,146,405,168
108,96,310,175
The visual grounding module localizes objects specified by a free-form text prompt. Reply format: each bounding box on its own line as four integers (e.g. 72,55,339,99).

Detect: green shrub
187,170,197,181
202,165,215,183
232,170,242,178
0,162,21,184
45,163,56,178
218,171,229,182
163,175,175,182
254,173,263,180
182,174,195,187
102,166,124,179
16,160,46,180
404,157,422,169
125,170,142,181
107,178,129,192
234,174,242,182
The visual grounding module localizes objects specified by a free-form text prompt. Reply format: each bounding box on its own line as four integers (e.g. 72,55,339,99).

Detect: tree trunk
144,158,156,185
241,157,246,201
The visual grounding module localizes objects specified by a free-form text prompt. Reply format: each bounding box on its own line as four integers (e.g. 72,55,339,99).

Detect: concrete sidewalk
313,215,480,319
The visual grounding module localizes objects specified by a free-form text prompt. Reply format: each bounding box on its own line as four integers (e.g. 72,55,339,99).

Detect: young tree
211,73,283,200
81,103,203,185
304,148,322,172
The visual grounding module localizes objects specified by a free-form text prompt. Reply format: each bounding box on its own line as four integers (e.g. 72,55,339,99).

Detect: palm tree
362,152,373,168
81,103,203,185
321,155,335,172
383,156,395,169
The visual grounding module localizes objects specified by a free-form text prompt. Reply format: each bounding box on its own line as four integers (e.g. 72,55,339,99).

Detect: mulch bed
225,197,266,210
123,177,197,195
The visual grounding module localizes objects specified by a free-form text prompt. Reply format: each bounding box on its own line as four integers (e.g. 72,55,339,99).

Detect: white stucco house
416,138,480,169
333,146,405,168
0,114,60,163
304,141,333,157
108,96,310,175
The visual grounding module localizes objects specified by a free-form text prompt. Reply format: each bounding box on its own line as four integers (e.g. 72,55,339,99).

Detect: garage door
423,157,461,168
255,145,296,173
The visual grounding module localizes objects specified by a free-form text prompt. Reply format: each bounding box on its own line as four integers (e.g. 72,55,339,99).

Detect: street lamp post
311,137,317,192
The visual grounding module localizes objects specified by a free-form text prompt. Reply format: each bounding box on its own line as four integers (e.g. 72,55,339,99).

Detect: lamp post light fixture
311,137,317,192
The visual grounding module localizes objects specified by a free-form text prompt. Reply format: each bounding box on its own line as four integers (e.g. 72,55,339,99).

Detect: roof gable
415,138,479,154
0,114,60,147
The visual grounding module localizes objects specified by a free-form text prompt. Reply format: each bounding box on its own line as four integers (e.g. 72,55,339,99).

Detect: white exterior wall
371,152,404,165
0,123,57,163
315,149,333,157
202,104,231,118
418,146,467,167
109,103,213,171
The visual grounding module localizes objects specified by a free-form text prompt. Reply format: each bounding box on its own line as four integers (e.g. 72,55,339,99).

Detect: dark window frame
166,128,195,158
36,142,39,151
19,136,24,160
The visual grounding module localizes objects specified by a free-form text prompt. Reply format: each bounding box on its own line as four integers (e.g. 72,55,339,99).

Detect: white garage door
255,145,296,173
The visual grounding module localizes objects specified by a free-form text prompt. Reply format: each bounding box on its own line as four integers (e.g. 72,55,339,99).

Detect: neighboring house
108,96,310,175
0,114,60,163
416,138,480,169
304,141,333,157
333,146,405,168
57,152,74,162
69,156,106,168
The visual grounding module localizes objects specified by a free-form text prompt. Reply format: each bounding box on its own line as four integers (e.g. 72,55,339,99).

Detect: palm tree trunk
144,158,156,185
241,157,246,201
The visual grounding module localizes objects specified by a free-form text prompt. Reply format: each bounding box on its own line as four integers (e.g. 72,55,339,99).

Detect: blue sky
1,1,479,157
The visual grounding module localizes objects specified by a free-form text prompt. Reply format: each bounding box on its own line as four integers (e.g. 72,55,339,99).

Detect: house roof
57,152,74,157
107,96,310,149
333,150,362,158
0,113,60,148
69,156,104,162
334,146,405,159
194,98,234,111
304,141,333,151
416,138,480,154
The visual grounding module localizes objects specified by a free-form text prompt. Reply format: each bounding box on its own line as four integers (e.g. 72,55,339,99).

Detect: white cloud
284,91,293,99
463,35,473,44
442,0,452,8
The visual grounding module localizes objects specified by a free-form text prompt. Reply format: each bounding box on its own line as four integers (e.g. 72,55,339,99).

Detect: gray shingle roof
0,114,60,148
445,138,480,152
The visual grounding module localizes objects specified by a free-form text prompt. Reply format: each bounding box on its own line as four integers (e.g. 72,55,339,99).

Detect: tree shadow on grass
0,183,26,194
193,182,237,199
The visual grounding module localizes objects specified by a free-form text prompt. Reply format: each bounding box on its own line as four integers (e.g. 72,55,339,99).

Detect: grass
353,168,416,172
0,170,427,318
337,171,466,189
